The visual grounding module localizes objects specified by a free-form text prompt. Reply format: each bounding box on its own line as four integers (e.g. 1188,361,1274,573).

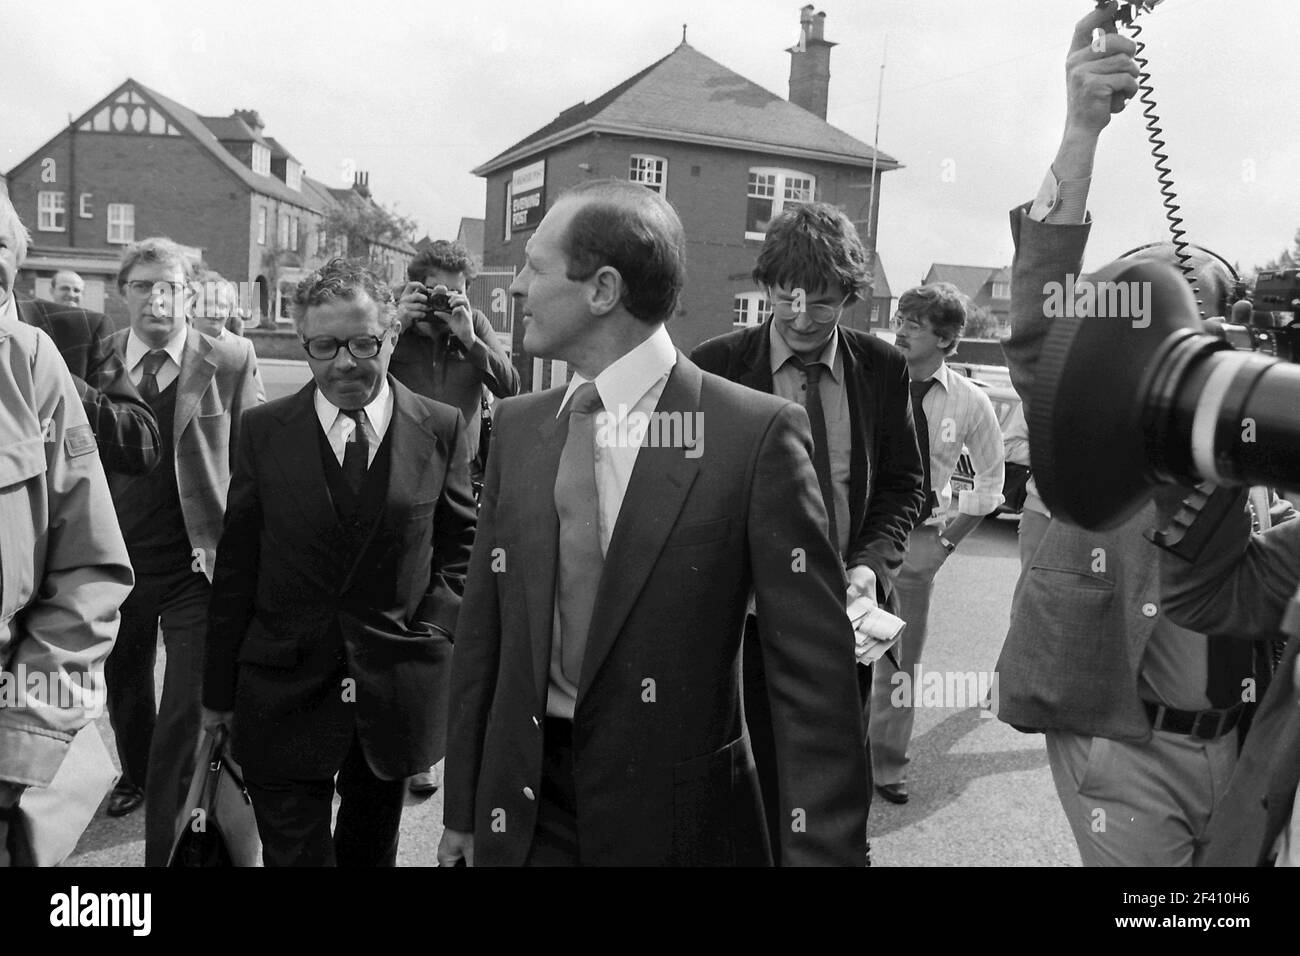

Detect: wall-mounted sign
510,160,545,233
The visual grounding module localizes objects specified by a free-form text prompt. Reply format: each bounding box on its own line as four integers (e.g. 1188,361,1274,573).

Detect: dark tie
138,349,167,403
554,383,605,685
790,357,839,551
910,377,940,524
341,408,369,494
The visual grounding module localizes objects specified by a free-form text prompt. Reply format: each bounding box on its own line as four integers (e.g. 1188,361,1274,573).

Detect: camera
424,285,457,317
1216,269,1300,360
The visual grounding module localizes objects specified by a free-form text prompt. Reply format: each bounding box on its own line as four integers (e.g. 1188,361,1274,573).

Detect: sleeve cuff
958,490,1004,516
1028,168,1091,225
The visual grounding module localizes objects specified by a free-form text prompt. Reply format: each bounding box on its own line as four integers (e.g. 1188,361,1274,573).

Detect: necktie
554,382,605,685
790,357,839,552
139,349,167,403
341,408,369,494
910,377,939,525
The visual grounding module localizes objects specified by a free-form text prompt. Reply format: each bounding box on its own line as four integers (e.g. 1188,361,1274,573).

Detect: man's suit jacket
1160,491,1300,865
997,204,1208,741
18,298,160,476
110,325,261,580
690,320,924,608
444,355,869,866
203,378,478,780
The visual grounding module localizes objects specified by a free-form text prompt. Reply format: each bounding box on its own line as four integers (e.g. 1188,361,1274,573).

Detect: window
37,191,66,232
629,155,667,194
107,203,134,244
991,281,1010,300
79,193,94,218
286,160,302,191
278,213,289,248
746,168,815,240
503,180,512,241
257,207,267,244
733,292,772,328
252,143,271,176
288,216,299,251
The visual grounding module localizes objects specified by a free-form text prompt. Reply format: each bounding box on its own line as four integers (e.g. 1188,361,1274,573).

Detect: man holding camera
996,3,1250,866
392,241,519,796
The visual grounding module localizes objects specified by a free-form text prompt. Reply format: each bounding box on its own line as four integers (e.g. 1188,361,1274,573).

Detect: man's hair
408,240,479,283
557,178,687,324
897,282,969,355
291,257,395,329
52,269,83,286
751,202,871,302
0,192,32,264
116,236,195,291
1119,242,1237,320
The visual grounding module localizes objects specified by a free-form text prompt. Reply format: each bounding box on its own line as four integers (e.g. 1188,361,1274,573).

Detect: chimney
353,170,371,199
231,108,265,133
788,6,836,119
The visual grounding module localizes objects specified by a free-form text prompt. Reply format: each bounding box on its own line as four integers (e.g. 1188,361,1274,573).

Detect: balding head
51,270,84,306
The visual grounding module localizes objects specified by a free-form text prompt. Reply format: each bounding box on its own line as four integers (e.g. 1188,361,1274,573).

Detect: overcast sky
3,0,1296,294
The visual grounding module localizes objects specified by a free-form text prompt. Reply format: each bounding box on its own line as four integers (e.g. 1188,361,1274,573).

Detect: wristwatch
938,535,957,555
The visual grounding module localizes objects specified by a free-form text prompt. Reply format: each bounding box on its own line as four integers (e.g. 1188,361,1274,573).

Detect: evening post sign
508,160,545,236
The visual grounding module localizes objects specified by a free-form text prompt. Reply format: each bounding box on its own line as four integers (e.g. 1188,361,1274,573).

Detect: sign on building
509,160,546,234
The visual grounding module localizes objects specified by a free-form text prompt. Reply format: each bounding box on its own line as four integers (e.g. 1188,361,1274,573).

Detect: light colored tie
554,382,604,684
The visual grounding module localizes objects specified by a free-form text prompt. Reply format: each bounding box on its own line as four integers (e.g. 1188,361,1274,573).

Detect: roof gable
924,263,1002,299
475,42,897,176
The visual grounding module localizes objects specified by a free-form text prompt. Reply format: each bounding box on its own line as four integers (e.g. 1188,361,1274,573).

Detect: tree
321,198,418,269
1250,227,1300,279
964,305,1001,339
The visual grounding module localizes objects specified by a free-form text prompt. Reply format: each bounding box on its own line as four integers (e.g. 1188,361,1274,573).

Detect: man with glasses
202,258,476,866
691,201,924,860
105,237,261,863
870,283,1004,804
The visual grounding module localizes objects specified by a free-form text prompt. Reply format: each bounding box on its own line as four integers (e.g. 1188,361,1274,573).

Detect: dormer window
252,143,271,176
286,160,302,191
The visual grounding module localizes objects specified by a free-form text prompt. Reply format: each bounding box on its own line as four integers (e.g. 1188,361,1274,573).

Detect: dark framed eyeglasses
300,334,388,361
767,287,852,325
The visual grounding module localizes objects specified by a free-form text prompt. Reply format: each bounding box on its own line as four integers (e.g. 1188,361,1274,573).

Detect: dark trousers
244,733,406,867
104,564,209,867
523,717,580,866
742,615,873,866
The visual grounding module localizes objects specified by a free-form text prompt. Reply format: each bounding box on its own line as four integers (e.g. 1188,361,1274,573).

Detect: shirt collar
314,375,394,438
126,324,187,371
557,323,677,418
768,321,843,383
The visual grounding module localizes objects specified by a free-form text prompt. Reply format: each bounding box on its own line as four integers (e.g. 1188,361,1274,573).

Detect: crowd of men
1,3,1296,867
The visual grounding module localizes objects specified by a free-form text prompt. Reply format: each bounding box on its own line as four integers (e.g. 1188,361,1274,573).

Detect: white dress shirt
914,361,1005,525
313,378,393,467
126,326,187,394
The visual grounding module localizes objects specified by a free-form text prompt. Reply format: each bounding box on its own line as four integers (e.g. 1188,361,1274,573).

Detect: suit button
523,786,535,800
1141,603,1158,618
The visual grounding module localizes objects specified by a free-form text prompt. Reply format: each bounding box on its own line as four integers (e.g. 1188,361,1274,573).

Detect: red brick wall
482,134,887,383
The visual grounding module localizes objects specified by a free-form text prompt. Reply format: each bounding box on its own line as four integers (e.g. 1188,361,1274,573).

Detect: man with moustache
202,258,476,866
439,179,868,867
104,237,260,863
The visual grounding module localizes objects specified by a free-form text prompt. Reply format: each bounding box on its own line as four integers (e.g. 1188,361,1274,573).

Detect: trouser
104,564,209,867
523,716,580,866
870,525,945,787
244,733,406,867
1045,727,1238,866
743,615,873,866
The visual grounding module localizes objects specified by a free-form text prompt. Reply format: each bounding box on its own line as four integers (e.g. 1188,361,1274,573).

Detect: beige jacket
0,315,132,788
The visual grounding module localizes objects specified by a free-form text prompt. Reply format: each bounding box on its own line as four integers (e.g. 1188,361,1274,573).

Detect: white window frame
252,143,271,176
286,160,302,191
257,207,267,245
629,154,667,195
37,191,66,232
278,213,289,248
288,216,299,251
745,167,815,241
107,203,134,244
991,281,1010,299
503,180,512,242
733,291,772,328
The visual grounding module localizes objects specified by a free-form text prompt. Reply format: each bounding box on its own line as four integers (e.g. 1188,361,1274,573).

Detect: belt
1142,700,1245,740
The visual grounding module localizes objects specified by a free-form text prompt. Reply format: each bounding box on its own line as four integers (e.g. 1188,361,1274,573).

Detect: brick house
922,263,1012,336
5,78,413,326
473,7,901,389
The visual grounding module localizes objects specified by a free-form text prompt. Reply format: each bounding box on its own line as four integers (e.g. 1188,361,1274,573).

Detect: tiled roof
869,251,891,299
924,263,1001,300
262,136,299,162
474,42,897,176
198,115,268,146
456,217,485,256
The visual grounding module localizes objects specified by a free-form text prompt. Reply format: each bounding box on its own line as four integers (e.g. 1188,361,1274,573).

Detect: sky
3,0,1297,293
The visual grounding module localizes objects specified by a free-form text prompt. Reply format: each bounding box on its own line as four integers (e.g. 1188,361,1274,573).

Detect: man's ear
586,265,624,317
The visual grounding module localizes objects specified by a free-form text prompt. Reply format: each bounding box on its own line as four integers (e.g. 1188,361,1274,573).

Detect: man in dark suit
691,203,924,847
202,258,477,866
105,237,261,862
438,180,868,867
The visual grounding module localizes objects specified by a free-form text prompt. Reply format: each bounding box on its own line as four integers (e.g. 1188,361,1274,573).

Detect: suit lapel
737,320,775,394
174,326,217,444
841,335,871,548
577,356,703,698
520,392,568,709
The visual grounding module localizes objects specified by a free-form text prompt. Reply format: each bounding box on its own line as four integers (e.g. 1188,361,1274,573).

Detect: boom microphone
1029,257,1300,529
